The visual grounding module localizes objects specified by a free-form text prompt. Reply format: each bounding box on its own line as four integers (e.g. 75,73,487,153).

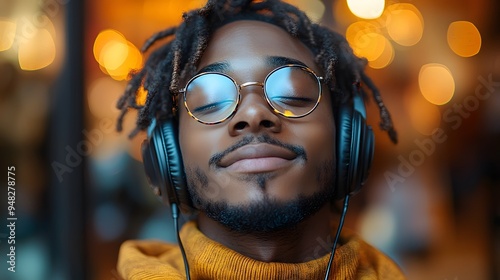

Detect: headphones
141,85,374,211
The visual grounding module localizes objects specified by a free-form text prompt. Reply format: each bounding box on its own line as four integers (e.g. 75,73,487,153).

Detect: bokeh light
347,0,385,19
18,28,56,71
94,29,143,80
93,29,126,62
103,41,142,80
405,90,442,136
0,19,16,51
385,3,424,47
346,21,387,64
101,40,129,70
447,21,482,57
136,86,148,106
368,36,395,69
419,63,455,105
284,0,325,22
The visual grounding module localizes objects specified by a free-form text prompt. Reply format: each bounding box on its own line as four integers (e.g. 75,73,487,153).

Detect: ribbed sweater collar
181,221,359,279
118,221,405,279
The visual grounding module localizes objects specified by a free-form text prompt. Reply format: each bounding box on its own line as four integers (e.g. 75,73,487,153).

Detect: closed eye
270,96,316,107
192,100,235,115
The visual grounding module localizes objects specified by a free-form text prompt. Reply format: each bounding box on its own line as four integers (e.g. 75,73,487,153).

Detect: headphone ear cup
142,119,192,212
335,102,375,199
142,138,163,197
358,123,374,188
335,104,354,199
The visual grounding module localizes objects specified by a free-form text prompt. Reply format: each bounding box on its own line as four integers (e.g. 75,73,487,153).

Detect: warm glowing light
282,110,295,117
284,0,325,22
107,42,142,81
346,21,379,42
0,19,16,51
18,28,56,71
347,0,385,19
94,29,127,66
447,21,481,57
100,40,129,70
136,86,148,106
94,29,143,81
357,33,386,61
346,22,385,62
405,91,442,136
419,63,455,105
184,0,207,11
87,77,125,119
368,37,394,69
385,3,424,46
143,0,207,25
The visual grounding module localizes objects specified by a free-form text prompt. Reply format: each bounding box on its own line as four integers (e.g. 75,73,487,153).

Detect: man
116,0,403,279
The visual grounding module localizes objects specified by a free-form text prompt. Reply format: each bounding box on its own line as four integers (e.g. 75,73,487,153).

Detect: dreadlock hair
116,0,398,144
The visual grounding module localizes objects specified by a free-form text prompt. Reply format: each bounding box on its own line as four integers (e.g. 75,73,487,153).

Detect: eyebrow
266,56,308,68
196,62,230,74
196,56,308,75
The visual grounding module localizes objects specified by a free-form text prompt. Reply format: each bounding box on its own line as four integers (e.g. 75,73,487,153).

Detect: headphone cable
324,194,350,280
172,203,191,280
173,195,349,280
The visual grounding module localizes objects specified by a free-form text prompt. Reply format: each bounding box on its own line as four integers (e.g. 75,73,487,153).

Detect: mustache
209,134,307,167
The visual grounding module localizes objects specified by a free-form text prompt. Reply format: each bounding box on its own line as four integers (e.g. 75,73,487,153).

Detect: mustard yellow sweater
117,221,405,279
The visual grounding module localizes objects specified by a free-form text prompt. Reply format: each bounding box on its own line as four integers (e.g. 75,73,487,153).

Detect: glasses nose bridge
239,81,264,91
238,81,266,103
236,81,274,113
238,81,270,107
238,82,267,102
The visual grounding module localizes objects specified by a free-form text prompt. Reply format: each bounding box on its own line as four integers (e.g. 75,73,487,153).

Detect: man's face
178,20,336,232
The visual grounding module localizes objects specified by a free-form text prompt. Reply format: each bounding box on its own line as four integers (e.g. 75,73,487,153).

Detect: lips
217,143,298,173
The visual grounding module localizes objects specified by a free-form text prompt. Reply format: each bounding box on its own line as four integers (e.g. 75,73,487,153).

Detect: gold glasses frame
179,64,324,125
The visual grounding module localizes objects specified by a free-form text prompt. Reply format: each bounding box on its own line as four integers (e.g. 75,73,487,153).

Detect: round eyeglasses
179,64,324,125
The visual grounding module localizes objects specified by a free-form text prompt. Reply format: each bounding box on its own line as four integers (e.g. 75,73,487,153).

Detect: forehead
197,20,319,74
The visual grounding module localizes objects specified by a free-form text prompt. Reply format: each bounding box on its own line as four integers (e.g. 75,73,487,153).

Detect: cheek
178,114,225,170
179,112,200,165
310,116,334,148
179,118,222,199
293,120,335,170
179,116,206,166
303,101,336,162
297,103,336,183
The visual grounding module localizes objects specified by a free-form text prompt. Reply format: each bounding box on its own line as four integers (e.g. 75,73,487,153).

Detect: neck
197,204,333,263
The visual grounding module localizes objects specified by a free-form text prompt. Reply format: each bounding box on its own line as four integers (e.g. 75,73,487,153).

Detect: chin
191,181,334,234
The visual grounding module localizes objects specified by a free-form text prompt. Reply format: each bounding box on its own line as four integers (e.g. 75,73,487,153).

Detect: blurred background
0,0,499,279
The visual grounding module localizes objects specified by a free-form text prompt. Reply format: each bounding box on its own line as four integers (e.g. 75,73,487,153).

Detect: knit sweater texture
118,221,405,279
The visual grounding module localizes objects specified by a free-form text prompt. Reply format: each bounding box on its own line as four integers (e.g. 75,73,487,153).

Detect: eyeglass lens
184,65,320,123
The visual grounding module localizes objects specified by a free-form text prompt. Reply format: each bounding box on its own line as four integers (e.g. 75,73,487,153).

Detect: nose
227,88,282,136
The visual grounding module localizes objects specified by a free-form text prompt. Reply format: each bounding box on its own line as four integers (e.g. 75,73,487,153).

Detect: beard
186,159,335,234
